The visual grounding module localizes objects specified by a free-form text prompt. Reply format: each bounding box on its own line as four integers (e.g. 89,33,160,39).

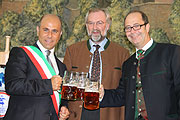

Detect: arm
5,47,56,96
100,78,125,108
172,46,180,114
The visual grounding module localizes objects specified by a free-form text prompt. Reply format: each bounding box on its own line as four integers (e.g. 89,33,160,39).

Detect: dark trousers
81,107,100,120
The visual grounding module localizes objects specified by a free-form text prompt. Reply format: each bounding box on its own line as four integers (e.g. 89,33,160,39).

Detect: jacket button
132,76,135,79
79,105,82,108
86,66,89,68
49,113,52,116
133,62,137,65
132,106,135,109
132,90,135,94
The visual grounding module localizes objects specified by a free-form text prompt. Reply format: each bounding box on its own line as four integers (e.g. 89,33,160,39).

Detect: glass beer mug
76,72,88,101
84,77,100,110
61,71,78,100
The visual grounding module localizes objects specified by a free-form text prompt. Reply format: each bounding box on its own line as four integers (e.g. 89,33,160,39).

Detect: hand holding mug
51,75,62,91
99,84,104,100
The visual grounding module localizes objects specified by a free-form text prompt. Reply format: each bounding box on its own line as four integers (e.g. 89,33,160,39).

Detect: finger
59,107,70,119
99,85,104,99
59,113,69,119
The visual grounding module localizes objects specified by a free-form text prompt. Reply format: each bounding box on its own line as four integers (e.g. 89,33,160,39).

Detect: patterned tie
136,49,148,120
91,45,100,80
45,50,54,69
137,50,144,77
137,49,144,60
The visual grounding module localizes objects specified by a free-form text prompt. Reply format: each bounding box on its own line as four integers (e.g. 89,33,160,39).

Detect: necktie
136,49,148,120
91,45,100,80
137,49,144,77
45,50,54,69
137,49,144,60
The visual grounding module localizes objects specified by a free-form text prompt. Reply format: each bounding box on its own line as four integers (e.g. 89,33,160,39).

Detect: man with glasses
100,10,180,120
63,8,130,120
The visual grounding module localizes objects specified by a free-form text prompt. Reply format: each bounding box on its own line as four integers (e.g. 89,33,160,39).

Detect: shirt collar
36,40,55,56
136,38,153,58
89,38,108,53
136,38,153,53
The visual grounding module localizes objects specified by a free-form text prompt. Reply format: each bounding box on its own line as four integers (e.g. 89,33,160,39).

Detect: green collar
87,39,110,51
144,41,157,57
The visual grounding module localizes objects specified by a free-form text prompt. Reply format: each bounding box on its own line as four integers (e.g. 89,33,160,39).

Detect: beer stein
76,72,88,101
84,77,99,110
61,71,78,100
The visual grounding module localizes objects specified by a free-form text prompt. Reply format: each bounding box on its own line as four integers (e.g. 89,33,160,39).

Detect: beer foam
63,84,77,87
77,87,85,89
85,89,99,93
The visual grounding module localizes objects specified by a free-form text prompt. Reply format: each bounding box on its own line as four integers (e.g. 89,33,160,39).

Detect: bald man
4,14,69,120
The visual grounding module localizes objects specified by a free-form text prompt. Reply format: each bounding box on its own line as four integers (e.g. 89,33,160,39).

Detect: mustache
88,29,102,37
92,29,101,34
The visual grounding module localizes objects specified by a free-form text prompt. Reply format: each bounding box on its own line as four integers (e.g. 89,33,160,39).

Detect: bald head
37,14,62,50
39,14,62,29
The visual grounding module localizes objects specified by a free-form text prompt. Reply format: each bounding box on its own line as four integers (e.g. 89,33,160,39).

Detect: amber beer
77,87,85,100
61,85,77,100
84,91,99,110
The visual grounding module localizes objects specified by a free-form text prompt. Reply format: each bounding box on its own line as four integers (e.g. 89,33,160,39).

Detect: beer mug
61,71,78,100
76,72,88,101
84,77,100,110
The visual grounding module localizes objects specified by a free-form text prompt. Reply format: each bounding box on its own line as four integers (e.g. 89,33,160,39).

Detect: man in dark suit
100,10,180,120
4,14,70,120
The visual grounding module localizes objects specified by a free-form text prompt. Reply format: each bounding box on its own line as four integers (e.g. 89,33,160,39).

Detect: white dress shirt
89,38,108,84
37,40,59,75
136,38,153,59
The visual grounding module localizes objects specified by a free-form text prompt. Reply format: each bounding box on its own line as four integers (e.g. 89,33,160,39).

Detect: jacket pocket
166,114,179,120
72,66,78,69
114,67,121,70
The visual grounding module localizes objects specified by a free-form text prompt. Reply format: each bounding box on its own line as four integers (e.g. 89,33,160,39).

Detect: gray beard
91,34,102,42
87,27,108,42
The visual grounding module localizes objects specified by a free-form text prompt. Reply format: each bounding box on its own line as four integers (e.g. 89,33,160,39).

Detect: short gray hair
85,8,112,26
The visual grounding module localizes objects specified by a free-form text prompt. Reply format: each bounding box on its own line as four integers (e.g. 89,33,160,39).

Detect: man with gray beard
63,8,130,120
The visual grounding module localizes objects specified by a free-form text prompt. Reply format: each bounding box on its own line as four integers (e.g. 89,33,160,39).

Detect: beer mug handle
62,71,67,83
58,71,67,93
63,71,67,79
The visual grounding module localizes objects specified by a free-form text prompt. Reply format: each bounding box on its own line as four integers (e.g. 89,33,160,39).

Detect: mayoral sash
21,46,61,117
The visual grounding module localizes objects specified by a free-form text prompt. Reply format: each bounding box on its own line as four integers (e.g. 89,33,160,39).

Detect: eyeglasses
124,23,148,32
86,21,105,27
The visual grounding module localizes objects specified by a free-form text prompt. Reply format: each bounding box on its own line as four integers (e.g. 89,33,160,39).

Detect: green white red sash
21,46,61,117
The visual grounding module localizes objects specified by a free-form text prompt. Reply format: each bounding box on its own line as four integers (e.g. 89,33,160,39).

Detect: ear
106,23,110,31
60,31,62,36
85,23,88,29
36,26,40,36
86,24,90,35
146,23,150,33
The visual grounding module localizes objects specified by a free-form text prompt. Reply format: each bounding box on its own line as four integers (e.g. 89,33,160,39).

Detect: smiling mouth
92,29,100,33
92,31,100,34
45,39,53,43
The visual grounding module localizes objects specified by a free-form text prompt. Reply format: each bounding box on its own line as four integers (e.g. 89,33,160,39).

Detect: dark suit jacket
4,44,67,120
101,42,180,120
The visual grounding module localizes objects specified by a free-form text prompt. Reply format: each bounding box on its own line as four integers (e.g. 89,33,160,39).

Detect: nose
47,31,52,38
93,23,98,30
